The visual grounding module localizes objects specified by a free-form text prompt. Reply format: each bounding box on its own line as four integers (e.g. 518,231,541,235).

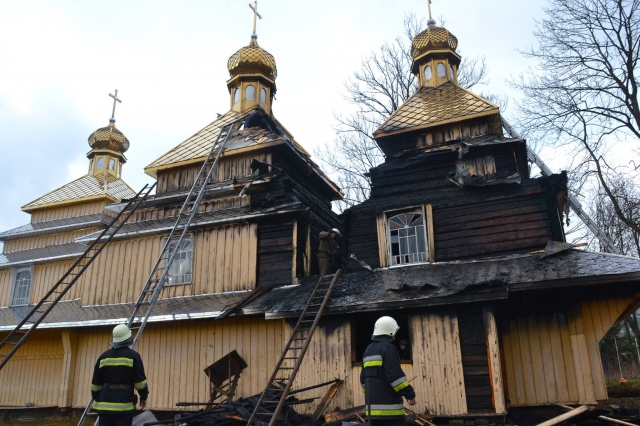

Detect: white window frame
10,266,34,307
385,206,430,267
162,234,194,286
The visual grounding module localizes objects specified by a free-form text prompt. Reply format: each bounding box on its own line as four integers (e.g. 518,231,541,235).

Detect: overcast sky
0,0,548,234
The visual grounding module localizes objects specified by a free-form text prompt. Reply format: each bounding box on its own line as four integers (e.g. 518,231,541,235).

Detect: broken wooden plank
311,379,344,422
553,403,638,426
323,405,366,423
536,405,589,426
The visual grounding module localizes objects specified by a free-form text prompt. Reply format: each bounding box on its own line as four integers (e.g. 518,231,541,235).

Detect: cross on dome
109,89,122,123
249,1,262,36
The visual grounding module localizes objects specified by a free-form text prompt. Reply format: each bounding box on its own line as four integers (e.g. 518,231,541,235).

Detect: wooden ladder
247,270,342,426
0,182,156,371
77,121,241,426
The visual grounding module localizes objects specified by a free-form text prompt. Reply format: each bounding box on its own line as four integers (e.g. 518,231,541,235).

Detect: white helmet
112,324,132,343
331,228,341,235
373,316,399,337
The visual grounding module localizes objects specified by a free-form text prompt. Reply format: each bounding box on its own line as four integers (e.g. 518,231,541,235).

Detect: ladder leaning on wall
247,270,342,426
0,182,156,371
76,121,240,426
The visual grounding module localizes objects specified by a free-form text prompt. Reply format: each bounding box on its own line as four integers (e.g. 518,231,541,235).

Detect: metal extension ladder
77,122,239,425
0,183,156,371
247,270,342,426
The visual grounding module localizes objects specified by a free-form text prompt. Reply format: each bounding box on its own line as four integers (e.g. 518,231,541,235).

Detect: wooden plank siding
433,195,552,261
70,318,284,410
128,196,249,224
501,295,632,406
2,228,102,253
30,201,108,222
283,311,467,416
457,307,492,411
156,153,272,194
257,221,293,286
75,224,257,305
0,269,12,306
0,330,65,407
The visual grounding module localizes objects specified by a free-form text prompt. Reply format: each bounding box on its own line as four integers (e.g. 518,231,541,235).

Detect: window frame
424,65,432,82
436,62,446,78
162,233,194,286
245,85,255,101
234,88,240,104
9,265,33,307
386,207,429,267
260,88,267,104
96,157,105,169
378,205,435,268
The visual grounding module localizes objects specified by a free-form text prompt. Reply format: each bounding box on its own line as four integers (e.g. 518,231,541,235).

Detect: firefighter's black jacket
360,336,415,419
91,346,149,412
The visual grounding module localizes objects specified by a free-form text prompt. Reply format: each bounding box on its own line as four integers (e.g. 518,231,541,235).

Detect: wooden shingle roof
21,173,137,212
374,82,499,138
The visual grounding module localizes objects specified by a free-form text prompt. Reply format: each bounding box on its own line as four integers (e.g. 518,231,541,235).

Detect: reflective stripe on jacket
360,336,415,419
91,346,149,412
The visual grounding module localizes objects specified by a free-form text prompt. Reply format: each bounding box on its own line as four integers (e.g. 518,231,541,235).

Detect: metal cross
109,89,122,121
426,0,433,19
249,1,262,35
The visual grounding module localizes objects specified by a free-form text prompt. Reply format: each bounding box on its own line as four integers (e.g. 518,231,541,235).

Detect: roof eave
374,109,500,139
21,193,118,213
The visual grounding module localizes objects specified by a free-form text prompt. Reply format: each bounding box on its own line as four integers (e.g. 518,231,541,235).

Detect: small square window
10,267,32,307
162,234,194,285
351,313,412,364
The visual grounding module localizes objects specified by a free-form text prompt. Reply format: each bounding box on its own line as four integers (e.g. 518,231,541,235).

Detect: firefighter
91,324,149,426
361,316,417,426
318,228,340,275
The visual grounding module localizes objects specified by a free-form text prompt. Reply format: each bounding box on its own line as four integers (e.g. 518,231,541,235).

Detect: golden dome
411,19,458,60
88,121,130,153
227,35,277,80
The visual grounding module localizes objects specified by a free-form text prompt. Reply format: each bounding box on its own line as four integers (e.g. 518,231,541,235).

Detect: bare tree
511,0,640,235
316,13,491,210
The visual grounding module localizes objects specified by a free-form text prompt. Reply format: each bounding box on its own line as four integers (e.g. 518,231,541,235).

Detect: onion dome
87,120,130,153
227,35,277,80
411,19,458,60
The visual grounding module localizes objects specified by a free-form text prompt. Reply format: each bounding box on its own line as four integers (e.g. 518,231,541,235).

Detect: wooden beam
553,403,638,426
483,306,506,414
426,204,435,263
59,330,79,408
311,379,343,421
323,405,366,423
376,214,389,267
536,405,589,426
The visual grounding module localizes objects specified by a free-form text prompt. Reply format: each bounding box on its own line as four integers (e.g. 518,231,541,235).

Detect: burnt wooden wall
457,306,493,412
256,220,293,286
343,148,566,270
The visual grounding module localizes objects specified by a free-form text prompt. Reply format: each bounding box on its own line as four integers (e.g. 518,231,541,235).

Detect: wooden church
2,9,640,422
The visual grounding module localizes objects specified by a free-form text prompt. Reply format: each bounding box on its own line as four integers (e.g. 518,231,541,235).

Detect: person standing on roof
318,228,341,275
361,316,416,426
91,324,149,426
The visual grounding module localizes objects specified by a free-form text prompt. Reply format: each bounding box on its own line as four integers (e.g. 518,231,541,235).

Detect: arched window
424,65,432,82
450,65,455,80
97,157,105,169
89,159,94,173
388,211,427,265
10,267,32,306
108,159,115,170
234,88,240,104
260,88,267,104
245,85,255,100
117,162,121,177
436,63,446,78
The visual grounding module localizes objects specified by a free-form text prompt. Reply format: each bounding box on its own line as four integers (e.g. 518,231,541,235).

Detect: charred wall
344,150,566,270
